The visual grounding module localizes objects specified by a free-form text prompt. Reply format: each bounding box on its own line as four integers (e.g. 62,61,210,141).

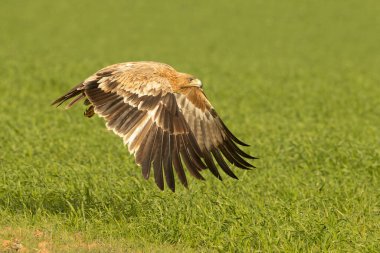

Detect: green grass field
1,0,380,252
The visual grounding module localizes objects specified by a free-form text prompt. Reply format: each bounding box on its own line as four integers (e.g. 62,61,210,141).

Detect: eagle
52,61,256,191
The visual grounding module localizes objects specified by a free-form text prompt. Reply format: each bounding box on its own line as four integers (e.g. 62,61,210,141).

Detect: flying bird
52,61,256,191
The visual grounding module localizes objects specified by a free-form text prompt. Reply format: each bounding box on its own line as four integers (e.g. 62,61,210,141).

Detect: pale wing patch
99,74,171,96
95,62,173,95
124,106,158,153
175,93,225,151
175,88,255,179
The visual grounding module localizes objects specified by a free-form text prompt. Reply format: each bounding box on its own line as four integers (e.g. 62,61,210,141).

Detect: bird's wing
81,64,208,191
52,63,255,191
175,87,256,180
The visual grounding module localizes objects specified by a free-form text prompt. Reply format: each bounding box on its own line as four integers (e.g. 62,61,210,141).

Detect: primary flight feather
52,61,256,191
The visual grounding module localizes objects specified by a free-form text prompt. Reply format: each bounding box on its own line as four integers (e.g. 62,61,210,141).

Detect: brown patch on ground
82,242,103,251
33,230,44,239
1,238,27,252
0,227,13,236
2,240,11,250
19,244,29,253
11,239,22,251
37,241,50,253
1,226,116,252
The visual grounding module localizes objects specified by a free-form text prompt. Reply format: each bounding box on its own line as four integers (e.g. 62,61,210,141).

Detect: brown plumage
52,61,256,191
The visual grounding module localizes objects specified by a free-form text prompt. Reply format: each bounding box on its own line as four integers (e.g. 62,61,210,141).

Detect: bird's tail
51,83,85,109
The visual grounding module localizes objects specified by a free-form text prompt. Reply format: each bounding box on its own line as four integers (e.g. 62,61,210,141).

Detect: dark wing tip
156,182,164,191
231,175,239,180
236,149,256,160
51,83,85,107
238,142,250,147
168,184,176,192
142,170,150,180
51,97,66,107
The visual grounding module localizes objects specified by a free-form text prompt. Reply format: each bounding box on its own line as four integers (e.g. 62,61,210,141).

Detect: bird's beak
190,79,203,88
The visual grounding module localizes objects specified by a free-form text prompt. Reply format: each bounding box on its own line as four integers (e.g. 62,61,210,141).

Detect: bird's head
174,73,203,90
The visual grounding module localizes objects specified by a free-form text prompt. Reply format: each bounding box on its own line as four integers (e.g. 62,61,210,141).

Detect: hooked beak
190,78,203,88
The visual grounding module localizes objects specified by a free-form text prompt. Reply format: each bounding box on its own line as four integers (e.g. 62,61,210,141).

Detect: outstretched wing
52,62,255,191
53,63,208,191
175,87,256,180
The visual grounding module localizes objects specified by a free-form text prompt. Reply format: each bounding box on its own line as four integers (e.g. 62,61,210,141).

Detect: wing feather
177,136,205,180
139,124,158,179
172,139,188,188
219,144,251,170
175,88,255,179
152,128,164,190
211,149,238,179
162,132,175,191
129,118,154,153
203,151,222,180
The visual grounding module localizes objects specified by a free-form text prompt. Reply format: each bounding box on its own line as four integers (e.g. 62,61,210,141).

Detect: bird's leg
84,105,95,118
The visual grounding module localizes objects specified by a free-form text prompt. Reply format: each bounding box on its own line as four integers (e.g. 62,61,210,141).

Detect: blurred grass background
1,0,379,252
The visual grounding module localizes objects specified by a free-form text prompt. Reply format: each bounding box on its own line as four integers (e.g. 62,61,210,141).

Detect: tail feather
51,83,84,107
